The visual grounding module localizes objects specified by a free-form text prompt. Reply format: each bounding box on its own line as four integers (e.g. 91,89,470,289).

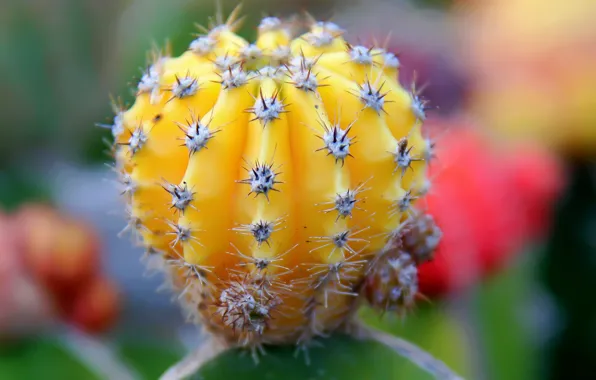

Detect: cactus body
110,12,436,348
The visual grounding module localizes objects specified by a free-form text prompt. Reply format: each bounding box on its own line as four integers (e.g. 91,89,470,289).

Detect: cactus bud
106,10,440,353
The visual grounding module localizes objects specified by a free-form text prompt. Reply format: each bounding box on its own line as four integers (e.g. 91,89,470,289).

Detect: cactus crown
107,7,439,350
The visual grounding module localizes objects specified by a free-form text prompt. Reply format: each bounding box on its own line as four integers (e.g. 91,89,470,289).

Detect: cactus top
110,11,435,348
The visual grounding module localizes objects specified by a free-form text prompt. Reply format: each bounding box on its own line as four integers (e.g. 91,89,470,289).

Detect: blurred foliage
0,339,99,380
541,161,596,380
0,337,184,380
409,0,453,9
118,341,183,380
0,0,342,166
362,250,542,380
474,254,539,380
0,0,124,164
362,305,471,379
0,167,52,211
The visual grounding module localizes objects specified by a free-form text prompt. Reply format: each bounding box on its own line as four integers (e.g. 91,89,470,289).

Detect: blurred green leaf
540,161,596,379
475,255,539,380
0,339,99,380
408,0,453,9
361,305,471,379
118,341,184,380
0,167,52,211
360,252,545,380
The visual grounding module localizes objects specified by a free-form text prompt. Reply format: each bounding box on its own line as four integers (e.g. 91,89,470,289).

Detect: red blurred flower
0,204,120,336
418,119,565,296
15,204,100,294
503,147,566,239
68,276,120,334
0,210,54,339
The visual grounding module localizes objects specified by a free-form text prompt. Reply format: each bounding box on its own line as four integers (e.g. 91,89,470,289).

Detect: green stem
56,327,140,380
352,322,465,380
160,335,225,380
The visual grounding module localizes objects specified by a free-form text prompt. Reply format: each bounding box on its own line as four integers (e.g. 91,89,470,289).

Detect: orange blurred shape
458,0,596,156
0,204,120,336
14,204,100,293
0,210,55,338
68,276,120,334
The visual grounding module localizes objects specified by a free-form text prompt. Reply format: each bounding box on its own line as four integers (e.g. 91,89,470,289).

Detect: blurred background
0,0,595,379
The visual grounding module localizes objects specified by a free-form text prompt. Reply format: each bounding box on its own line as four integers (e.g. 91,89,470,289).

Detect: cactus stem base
351,321,465,380
160,320,464,380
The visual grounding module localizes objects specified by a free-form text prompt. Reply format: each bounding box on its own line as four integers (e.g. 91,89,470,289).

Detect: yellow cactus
107,10,436,349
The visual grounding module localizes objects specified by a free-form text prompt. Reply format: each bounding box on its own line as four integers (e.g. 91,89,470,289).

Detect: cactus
106,7,455,379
